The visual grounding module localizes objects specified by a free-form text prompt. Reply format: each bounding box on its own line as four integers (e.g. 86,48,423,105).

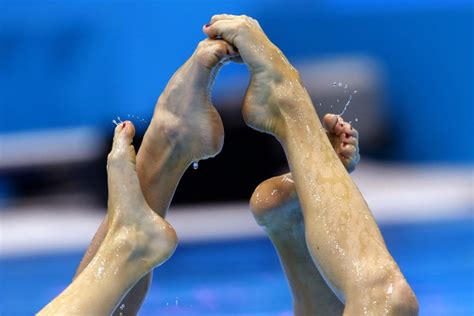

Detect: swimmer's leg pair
203,14,419,315
39,39,238,315
250,114,358,315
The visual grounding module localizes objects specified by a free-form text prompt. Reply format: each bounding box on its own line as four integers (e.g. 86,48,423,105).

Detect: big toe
195,39,239,70
323,113,340,134
109,121,136,162
107,121,146,210
107,121,138,181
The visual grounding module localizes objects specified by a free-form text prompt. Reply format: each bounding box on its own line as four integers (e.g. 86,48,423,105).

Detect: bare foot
140,39,238,166
38,122,178,316
136,38,239,216
107,121,177,270
203,14,307,138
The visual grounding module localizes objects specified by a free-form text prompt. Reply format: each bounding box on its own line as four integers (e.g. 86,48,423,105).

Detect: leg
72,39,237,315
250,114,358,315
38,122,177,315
205,15,418,315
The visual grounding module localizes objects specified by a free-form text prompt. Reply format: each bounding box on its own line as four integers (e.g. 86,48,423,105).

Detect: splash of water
339,94,352,116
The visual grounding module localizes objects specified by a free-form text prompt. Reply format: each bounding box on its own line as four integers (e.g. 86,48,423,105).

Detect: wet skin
38,122,177,315
72,39,240,315
204,14,418,316
250,114,359,315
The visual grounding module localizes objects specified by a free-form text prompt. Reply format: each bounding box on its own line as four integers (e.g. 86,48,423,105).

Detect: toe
210,14,238,24
338,142,360,172
109,121,136,164
342,121,359,139
323,113,339,134
193,39,239,82
339,142,357,157
107,121,145,208
340,130,358,146
323,114,349,136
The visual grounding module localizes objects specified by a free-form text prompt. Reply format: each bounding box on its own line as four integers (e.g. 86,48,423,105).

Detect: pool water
1,217,473,315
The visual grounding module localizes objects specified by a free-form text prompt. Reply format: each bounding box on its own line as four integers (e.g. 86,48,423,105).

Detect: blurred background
0,0,473,315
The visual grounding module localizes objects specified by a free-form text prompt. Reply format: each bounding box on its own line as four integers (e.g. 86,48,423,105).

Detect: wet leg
38,123,177,315
250,114,359,315
73,39,237,315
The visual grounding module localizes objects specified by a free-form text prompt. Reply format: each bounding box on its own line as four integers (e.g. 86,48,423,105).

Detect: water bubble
353,90,358,94
112,116,124,126
344,84,348,89
333,82,337,86
175,297,179,306
355,118,359,122
192,161,199,170
336,98,340,103
338,82,343,87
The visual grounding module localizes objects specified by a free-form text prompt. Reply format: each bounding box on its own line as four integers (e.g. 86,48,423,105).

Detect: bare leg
205,15,418,315
73,39,237,315
250,114,359,315
38,122,177,315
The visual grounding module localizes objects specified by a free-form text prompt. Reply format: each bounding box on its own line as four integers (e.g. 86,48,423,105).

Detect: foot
107,121,177,270
203,14,307,138
141,39,238,166
250,113,360,225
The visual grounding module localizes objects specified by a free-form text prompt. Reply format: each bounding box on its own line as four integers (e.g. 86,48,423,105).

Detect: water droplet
192,161,199,170
336,98,340,103
339,94,352,116
175,297,179,306
353,90,358,94
344,84,348,89
333,81,337,86
387,283,394,294
338,82,343,87
112,119,119,126
355,118,359,122
120,304,125,310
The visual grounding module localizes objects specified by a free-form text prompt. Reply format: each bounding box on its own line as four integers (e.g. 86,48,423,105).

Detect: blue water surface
1,217,473,315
